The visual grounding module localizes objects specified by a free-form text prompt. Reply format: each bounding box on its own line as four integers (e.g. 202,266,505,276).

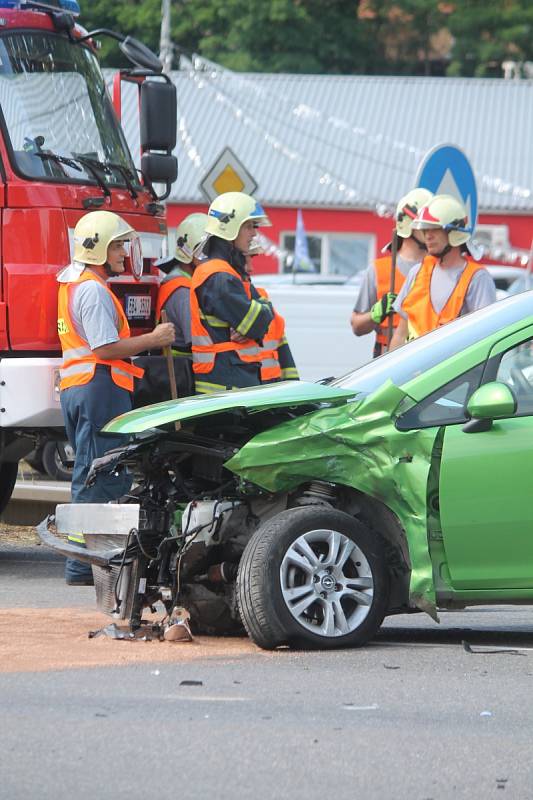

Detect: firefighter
245,242,299,383
155,212,209,350
390,194,496,348
190,191,275,394
57,210,174,585
350,187,433,357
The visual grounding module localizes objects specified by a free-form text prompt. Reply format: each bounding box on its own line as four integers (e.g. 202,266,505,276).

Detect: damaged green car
39,291,533,649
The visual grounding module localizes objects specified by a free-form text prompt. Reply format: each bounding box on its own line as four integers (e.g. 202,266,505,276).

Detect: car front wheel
237,506,389,650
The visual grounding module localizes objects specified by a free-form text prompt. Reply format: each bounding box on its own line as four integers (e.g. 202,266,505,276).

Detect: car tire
0,462,18,515
41,440,73,482
237,506,389,650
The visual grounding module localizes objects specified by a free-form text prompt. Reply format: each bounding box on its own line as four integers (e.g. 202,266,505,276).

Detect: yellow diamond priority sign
200,147,258,203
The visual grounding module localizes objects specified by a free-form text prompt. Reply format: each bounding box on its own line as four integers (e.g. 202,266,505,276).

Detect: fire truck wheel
41,441,73,482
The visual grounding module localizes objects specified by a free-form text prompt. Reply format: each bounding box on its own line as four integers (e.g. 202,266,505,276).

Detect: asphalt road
1,540,533,800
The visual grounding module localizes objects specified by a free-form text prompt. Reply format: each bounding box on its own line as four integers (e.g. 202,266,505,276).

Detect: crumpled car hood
102,380,359,435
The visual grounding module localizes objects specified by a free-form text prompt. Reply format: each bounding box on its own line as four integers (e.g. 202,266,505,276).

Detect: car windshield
0,31,140,188
331,292,533,395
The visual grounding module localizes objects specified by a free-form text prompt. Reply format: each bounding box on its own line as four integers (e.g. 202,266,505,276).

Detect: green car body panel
104,293,533,619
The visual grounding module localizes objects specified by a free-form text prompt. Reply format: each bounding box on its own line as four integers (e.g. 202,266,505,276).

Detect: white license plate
125,295,151,319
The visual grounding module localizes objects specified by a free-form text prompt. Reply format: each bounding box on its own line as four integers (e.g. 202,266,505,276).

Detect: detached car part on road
39,291,533,648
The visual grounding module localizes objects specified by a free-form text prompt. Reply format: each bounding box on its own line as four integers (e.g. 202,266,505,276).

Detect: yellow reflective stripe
236,300,262,336
200,313,230,328
280,336,288,346
67,533,86,544
281,367,299,379
171,348,192,358
195,380,227,394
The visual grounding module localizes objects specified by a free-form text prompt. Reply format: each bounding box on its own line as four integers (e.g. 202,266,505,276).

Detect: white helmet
395,188,434,238
205,192,271,242
412,194,472,246
175,213,209,263
73,211,135,265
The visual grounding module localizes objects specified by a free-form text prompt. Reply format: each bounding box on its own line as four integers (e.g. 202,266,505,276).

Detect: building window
280,232,375,277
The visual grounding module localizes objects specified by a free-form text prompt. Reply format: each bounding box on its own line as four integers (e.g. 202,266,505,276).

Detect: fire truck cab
0,0,177,512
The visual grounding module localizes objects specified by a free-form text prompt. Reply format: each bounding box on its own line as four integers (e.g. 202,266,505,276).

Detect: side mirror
119,36,163,73
463,381,517,433
140,80,177,151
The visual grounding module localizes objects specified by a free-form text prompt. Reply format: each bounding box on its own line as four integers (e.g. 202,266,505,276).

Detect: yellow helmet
73,211,135,265
395,188,434,238
412,194,472,246
205,192,271,242
175,213,209,264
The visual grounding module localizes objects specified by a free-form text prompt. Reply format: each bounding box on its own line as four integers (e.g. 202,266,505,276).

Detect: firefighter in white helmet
189,191,275,394
57,210,175,584
390,194,496,348
351,187,433,357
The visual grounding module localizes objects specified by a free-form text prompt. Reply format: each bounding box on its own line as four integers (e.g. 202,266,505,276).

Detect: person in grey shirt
391,194,496,348
156,212,209,354
351,188,433,357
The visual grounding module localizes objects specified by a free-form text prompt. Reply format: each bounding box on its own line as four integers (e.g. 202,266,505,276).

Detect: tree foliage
80,0,533,77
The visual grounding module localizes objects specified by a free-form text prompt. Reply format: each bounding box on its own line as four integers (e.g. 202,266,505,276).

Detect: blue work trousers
60,366,132,581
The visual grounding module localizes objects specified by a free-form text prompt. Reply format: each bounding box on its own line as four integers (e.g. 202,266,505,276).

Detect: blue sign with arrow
416,143,478,233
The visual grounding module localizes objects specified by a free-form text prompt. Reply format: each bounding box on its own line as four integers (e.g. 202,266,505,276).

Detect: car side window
396,363,485,430
495,341,533,416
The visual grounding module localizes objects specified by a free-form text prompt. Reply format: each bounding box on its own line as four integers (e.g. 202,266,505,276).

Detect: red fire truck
0,0,177,513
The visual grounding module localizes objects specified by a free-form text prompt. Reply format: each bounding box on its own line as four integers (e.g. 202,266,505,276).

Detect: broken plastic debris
463,641,527,656
342,703,378,711
151,670,160,676
480,711,492,717
180,680,203,686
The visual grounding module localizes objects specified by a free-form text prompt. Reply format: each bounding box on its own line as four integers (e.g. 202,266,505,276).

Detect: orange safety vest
256,286,282,381
374,256,406,348
402,257,484,340
155,273,190,322
190,259,263,375
57,270,144,392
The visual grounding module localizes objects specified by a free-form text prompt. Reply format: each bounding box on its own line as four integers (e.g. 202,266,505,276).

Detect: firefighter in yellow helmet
189,192,275,394
351,187,433,357
390,194,496,348
57,210,175,585
156,212,208,353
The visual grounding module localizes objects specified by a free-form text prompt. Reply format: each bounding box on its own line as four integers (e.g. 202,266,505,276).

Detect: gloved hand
370,292,397,324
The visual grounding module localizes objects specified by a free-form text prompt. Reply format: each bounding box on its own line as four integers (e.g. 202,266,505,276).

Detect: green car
39,291,533,649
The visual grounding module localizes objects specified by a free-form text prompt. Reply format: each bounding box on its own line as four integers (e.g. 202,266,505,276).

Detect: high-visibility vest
57,270,144,392
190,259,263,375
374,256,407,348
402,257,485,340
256,286,282,381
156,272,190,322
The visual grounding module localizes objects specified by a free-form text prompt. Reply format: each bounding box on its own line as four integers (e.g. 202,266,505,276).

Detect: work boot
65,557,94,586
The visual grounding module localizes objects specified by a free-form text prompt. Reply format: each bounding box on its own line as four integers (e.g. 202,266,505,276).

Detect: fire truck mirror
119,36,163,73
141,153,178,186
140,80,177,152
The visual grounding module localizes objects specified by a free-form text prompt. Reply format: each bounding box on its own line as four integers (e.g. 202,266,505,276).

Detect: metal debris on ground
462,640,528,656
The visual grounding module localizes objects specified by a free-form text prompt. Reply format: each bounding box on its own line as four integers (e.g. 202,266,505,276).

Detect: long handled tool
386,228,398,350
160,309,180,431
